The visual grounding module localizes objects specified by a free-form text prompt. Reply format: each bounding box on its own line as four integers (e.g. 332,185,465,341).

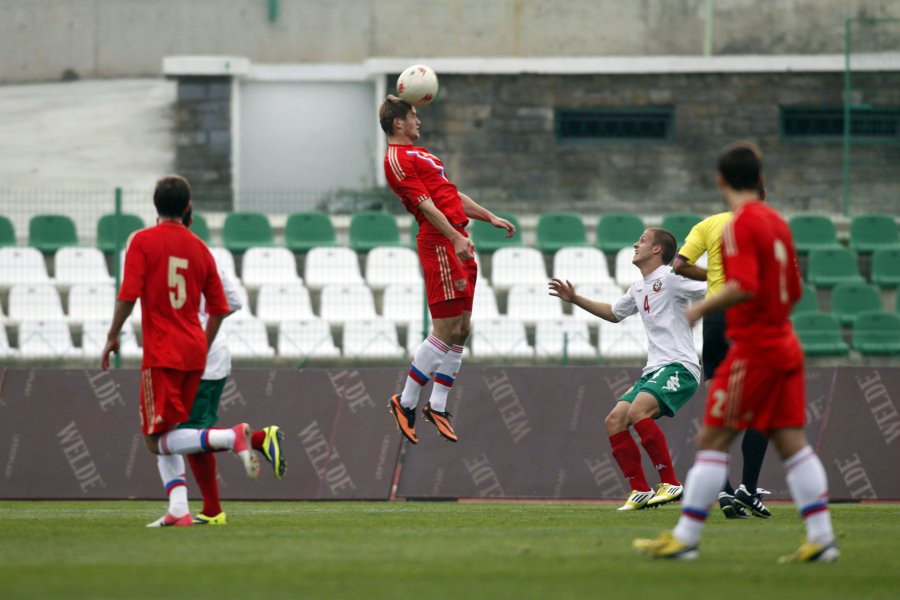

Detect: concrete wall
3,0,900,83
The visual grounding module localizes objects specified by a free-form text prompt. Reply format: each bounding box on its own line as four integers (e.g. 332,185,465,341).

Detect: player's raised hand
549,278,576,303
491,215,516,238
100,337,119,371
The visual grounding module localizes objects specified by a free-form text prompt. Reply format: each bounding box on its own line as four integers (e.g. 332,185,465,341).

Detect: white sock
428,345,463,412
784,445,835,546
400,334,449,409
159,428,235,455
673,450,729,546
157,454,189,517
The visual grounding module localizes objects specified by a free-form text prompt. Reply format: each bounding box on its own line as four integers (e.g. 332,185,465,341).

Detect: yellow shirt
677,211,733,298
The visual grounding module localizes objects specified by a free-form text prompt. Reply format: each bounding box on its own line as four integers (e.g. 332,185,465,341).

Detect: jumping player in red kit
634,142,838,563
380,95,515,444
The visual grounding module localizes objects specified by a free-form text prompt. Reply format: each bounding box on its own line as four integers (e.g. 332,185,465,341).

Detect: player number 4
643,295,650,313
168,256,189,309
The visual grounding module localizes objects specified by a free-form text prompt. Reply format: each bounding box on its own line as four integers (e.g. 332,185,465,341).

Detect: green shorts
177,378,227,429
619,363,698,419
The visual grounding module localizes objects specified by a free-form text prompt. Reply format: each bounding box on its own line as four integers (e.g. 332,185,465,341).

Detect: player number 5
168,256,189,309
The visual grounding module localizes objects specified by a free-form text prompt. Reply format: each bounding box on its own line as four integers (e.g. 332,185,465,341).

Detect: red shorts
704,347,806,433
417,234,477,318
139,367,203,435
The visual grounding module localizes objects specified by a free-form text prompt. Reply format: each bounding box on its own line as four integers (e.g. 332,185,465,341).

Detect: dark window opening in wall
555,108,675,144
781,107,900,144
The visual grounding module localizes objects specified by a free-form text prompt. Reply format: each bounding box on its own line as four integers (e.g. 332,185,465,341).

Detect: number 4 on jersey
643,295,650,313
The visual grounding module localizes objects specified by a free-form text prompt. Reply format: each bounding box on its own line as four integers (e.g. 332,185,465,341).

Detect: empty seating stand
29,214,78,254
596,213,645,254
97,213,145,254
470,212,522,253
349,211,401,252
223,212,274,253
789,215,841,254
850,213,899,254
285,212,338,253
536,212,588,253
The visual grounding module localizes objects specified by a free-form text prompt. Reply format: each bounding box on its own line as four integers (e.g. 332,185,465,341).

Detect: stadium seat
222,319,275,358
382,282,427,323
96,213,145,254
0,246,52,289
506,284,564,324
8,283,66,323
225,285,254,321
67,283,116,325
304,247,364,290
349,211,401,252
850,213,899,254
255,282,315,325
490,246,548,291
18,320,79,359
0,324,17,358
614,247,642,289
534,318,597,359
365,246,422,290
208,247,238,281
470,212,522,253
852,310,900,355
277,319,341,360
470,318,533,358
788,215,841,254
806,247,865,288
871,247,900,288
222,212,274,252
240,247,301,290
29,214,78,254
319,283,377,324
571,283,628,324
552,246,614,287
596,213,645,254
0,216,16,247
830,282,882,326
660,212,703,247
190,213,212,244
471,284,501,321
536,212,588,253
54,247,113,288
342,318,405,359
598,317,648,359
791,312,849,356
285,212,338,253
792,283,820,316
81,320,142,360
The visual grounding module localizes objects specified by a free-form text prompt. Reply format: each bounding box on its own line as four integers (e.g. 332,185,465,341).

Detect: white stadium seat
365,246,422,290
470,318,533,359
67,283,116,324
222,318,275,358
534,318,597,359
8,283,66,323
382,282,427,324
319,283,377,324
304,247,364,290
208,246,238,281
0,247,51,289
614,247,642,289
471,284,500,321
598,316,648,359
54,247,113,288
552,246,614,287
81,320,142,359
240,247,301,289
0,325,18,358
255,282,315,325
18,320,79,359
277,319,340,360
342,318,405,359
225,285,254,321
570,283,628,324
505,284,564,325
489,247,548,291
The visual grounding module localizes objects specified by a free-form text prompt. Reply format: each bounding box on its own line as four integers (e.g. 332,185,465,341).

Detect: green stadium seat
850,213,899,254
349,211,401,252
596,213,645,253
0,216,16,247
285,212,338,253
97,213,145,254
409,218,419,248
791,312,849,356
830,282,882,326
789,215,841,254
536,212,588,253
852,310,900,355
871,247,900,288
792,283,820,315
29,214,78,253
660,212,703,247
806,247,865,288
190,213,211,244
471,212,522,253
223,212,274,252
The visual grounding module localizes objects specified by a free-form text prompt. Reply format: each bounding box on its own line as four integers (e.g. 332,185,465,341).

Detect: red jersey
384,144,468,238
119,221,230,370
722,201,802,355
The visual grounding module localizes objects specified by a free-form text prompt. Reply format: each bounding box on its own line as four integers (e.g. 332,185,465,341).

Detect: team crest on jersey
652,279,663,292
454,278,467,291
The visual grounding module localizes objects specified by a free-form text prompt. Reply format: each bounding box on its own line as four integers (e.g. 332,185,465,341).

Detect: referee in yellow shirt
672,205,772,520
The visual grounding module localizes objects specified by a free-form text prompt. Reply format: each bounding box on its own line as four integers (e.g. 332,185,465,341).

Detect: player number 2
773,239,789,304
168,256,189,309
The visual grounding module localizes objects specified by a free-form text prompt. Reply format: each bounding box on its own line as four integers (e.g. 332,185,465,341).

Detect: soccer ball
396,64,439,106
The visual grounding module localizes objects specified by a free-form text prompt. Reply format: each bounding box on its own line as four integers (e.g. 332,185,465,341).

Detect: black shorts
702,310,730,381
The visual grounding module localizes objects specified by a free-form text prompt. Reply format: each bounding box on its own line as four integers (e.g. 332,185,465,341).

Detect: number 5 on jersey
168,256,189,309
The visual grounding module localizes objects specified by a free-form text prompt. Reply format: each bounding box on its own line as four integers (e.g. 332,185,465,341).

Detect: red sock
633,418,679,485
609,430,650,491
251,430,265,451
187,452,222,517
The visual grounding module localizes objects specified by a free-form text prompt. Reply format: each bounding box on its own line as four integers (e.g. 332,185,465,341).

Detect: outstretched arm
101,300,136,370
417,199,474,262
459,192,515,238
672,255,708,282
549,278,618,323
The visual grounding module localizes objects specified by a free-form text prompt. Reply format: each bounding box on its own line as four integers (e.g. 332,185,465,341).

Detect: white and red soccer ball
396,64,439,106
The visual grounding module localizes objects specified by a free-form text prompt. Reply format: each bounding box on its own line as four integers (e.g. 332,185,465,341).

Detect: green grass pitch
1,501,898,599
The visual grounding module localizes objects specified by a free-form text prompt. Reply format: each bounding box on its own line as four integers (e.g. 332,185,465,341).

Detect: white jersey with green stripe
612,264,707,383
